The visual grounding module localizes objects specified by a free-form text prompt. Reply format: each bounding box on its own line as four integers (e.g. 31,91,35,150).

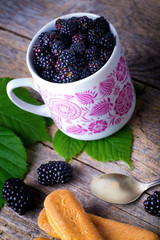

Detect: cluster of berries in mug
33,16,116,83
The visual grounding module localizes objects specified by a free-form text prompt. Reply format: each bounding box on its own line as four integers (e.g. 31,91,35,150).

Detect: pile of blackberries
33,16,116,83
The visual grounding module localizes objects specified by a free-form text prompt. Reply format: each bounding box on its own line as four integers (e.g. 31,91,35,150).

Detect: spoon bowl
90,173,160,204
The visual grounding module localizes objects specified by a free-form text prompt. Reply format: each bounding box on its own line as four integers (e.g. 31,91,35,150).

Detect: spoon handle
145,179,160,190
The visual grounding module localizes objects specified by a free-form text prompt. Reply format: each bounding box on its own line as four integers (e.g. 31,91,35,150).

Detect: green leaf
0,77,51,145
84,124,133,169
0,126,27,208
134,82,147,98
53,130,86,162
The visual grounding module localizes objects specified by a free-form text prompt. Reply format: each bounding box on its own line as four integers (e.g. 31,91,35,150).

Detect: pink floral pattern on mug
99,77,115,96
75,90,97,105
37,53,135,136
114,83,133,116
116,56,128,83
88,120,108,133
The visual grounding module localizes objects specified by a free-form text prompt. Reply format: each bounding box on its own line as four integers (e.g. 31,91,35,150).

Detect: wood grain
0,0,160,239
0,0,160,88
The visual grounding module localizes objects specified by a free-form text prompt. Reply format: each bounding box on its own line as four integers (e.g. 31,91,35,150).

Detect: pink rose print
88,120,108,133
99,77,115,96
116,56,128,83
114,83,133,116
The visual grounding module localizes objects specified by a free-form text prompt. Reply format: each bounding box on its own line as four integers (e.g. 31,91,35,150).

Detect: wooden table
0,0,160,239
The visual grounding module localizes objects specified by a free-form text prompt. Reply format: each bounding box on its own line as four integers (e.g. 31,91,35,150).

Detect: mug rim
26,12,120,86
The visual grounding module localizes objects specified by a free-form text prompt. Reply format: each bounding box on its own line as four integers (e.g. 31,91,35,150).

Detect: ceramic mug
7,12,136,141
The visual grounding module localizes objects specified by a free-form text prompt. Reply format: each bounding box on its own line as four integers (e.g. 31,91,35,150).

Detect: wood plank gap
0,26,31,41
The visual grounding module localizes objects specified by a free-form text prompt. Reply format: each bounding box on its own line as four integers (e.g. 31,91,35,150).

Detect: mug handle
7,78,51,117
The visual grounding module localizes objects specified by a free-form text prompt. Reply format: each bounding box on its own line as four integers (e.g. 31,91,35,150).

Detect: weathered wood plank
0,143,159,239
0,0,160,88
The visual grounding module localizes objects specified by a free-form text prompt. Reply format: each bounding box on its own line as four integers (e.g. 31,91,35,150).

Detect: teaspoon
90,173,160,204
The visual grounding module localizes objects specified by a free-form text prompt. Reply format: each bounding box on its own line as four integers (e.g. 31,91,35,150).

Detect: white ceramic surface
7,12,136,140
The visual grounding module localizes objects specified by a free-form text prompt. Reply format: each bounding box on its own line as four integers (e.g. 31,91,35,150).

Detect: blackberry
78,68,91,79
99,49,112,62
55,59,62,72
38,31,58,48
40,53,56,70
60,17,78,36
70,41,85,56
85,45,98,61
37,161,73,185
33,42,49,58
88,28,103,45
78,16,93,31
59,49,77,68
55,18,66,31
52,73,63,83
76,56,86,68
51,40,65,57
40,69,55,81
62,66,79,83
99,32,115,50
143,191,160,217
94,16,110,33
88,59,104,74
2,178,34,215
72,33,86,43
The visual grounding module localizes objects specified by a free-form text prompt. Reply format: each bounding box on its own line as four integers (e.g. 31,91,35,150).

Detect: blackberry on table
78,16,93,31
37,161,73,185
2,178,34,215
143,191,160,217
88,59,104,74
70,41,85,56
99,32,116,50
59,49,77,68
94,16,110,33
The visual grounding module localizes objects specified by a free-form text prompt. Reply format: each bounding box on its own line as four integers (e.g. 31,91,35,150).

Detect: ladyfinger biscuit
44,189,103,240
38,208,59,238
89,213,160,240
39,208,159,240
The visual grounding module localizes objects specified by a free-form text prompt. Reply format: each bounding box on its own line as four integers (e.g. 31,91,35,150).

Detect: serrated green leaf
53,130,86,162
0,126,27,208
84,124,133,169
0,77,51,145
